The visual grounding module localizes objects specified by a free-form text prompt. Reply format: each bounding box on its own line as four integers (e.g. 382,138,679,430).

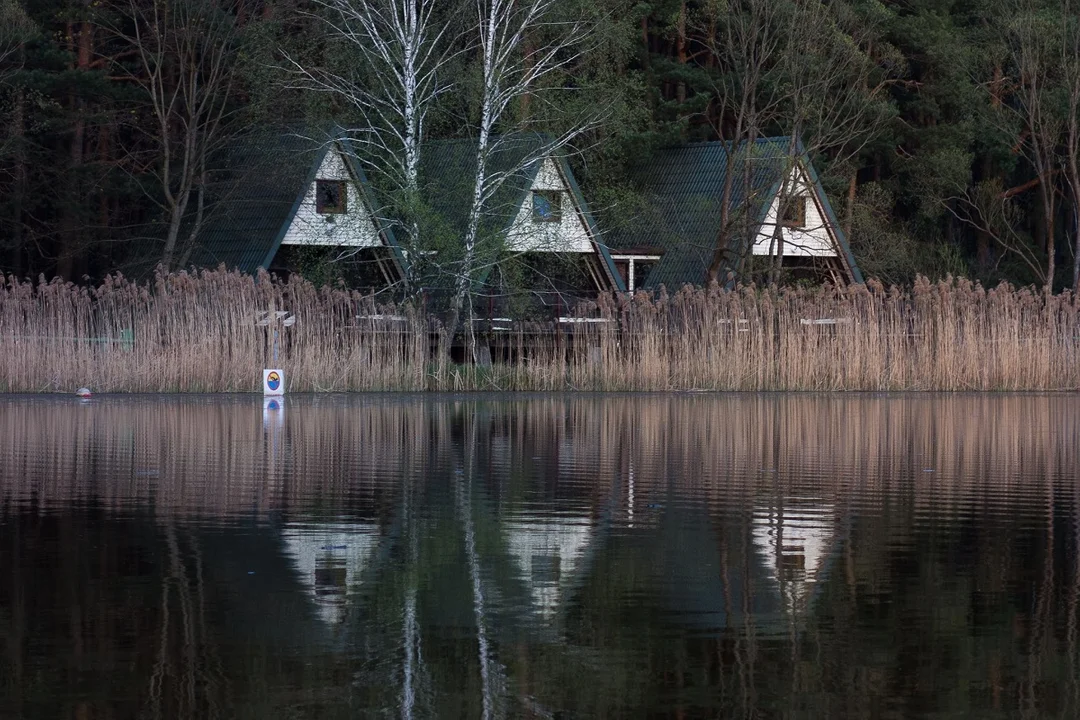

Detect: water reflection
281,520,380,626
752,501,837,614
0,393,1079,717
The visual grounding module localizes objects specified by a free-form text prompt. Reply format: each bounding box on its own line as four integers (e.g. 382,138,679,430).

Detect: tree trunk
675,2,686,104
640,16,649,71
178,166,207,268
160,187,192,271
8,75,26,276
706,144,741,284
977,161,993,270
58,18,94,280
1067,78,1080,289
98,123,111,232
1040,179,1055,290
1071,166,1080,290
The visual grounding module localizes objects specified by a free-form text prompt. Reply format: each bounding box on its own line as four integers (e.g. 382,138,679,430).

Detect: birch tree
286,0,454,280
113,0,253,270
0,0,33,79
447,0,597,357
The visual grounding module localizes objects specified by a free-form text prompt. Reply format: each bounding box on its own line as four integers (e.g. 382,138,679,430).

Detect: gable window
316,180,347,214
780,196,807,229
532,190,562,223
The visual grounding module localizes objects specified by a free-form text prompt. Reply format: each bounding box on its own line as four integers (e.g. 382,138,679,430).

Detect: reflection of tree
147,523,224,719
4,395,1080,716
454,417,503,719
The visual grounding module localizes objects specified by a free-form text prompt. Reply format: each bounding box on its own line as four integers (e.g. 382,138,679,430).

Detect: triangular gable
278,147,383,248
420,135,624,293
259,134,408,279
506,157,592,252
753,164,843,256
188,129,408,280
501,153,625,292
609,138,863,290
748,142,862,284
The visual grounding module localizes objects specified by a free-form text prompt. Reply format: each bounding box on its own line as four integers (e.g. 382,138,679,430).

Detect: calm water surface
1,393,1079,718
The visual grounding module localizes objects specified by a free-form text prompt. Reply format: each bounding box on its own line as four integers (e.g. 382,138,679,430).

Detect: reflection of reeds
3,394,1076,517
4,271,1080,391
4,395,1080,716
0,397,443,517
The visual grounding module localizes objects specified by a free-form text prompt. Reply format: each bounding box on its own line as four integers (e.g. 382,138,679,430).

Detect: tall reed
2,270,1079,391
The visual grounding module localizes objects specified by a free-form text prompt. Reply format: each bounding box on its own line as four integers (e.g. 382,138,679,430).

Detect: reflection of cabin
565,497,844,635
504,514,593,617
751,502,837,615
280,520,381,626
607,138,864,290
188,129,408,293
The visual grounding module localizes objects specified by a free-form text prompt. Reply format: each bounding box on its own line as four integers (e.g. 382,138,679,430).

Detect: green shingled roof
607,138,862,289
188,128,404,275
419,135,543,241
188,130,624,291
410,135,543,293
417,134,624,291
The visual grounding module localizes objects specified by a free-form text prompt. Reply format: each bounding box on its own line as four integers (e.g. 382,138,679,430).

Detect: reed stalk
2,270,1080,392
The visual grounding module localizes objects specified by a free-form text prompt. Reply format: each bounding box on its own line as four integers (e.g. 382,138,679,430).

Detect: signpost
256,309,295,396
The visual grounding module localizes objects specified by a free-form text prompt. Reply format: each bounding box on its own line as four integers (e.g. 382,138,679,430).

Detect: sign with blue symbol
263,368,285,396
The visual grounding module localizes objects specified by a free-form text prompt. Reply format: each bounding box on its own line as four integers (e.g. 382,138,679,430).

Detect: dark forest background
2,0,1080,289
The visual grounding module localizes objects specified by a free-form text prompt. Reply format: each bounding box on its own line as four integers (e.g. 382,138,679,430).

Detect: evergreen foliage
1,0,1080,290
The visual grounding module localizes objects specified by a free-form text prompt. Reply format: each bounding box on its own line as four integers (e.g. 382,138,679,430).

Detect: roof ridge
661,136,796,150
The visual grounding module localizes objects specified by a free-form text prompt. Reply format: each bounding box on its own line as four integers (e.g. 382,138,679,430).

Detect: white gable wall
505,515,593,617
505,157,594,253
752,165,838,257
280,148,382,248
280,520,380,625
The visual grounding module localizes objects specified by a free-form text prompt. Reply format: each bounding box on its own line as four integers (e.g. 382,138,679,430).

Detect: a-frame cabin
607,138,864,291
188,129,408,292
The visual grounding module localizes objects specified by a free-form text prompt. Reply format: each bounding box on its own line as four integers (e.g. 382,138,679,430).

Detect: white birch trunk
295,0,451,286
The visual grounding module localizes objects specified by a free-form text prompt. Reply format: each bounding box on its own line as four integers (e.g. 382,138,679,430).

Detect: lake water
1,393,1079,718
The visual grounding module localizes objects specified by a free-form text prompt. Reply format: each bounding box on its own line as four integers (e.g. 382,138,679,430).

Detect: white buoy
76,387,92,398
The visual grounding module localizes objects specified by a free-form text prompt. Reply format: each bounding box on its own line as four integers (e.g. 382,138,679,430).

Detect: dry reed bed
2,269,1080,391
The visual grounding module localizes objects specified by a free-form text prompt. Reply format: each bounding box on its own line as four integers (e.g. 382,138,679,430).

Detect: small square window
532,190,562,223
780,196,806,228
316,180,347,214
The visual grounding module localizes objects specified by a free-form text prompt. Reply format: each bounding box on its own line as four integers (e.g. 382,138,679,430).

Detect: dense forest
2,0,1080,290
